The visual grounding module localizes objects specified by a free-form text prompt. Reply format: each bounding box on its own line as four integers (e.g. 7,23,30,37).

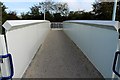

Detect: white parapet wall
2,20,51,78
63,20,119,78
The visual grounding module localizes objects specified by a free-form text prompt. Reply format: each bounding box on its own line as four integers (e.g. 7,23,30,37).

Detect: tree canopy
0,2,20,24
92,1,120,21
1,1,120,24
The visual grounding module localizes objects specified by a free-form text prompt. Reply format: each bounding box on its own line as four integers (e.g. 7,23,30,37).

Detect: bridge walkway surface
23,30,103,78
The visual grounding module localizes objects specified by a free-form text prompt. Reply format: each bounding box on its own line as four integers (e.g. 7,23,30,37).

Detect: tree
21,1,55,20
67,11,94,20
39,1,54,14
21,1,69,21
0,2,21,33
0,2,7,24
53,13,62,22
53,2,69,16
0,2,2,24
80,12,95,20
7,11,20,20
21,4,44,20
0,2,8,34
116,1,120,21
21,12,32,19
92,1,120,21
45,11,54,21
30,5,41,19
37,1,69,16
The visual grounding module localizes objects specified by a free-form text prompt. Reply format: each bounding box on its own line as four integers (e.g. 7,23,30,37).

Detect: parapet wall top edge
2,20,50,31
63,20,119,30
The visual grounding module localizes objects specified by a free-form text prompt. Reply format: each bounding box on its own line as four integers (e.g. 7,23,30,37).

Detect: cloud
10,8,28,11
54,0,95,2
6,8,29,15
55,0,94,11
0,0,45,2
3,0,94,15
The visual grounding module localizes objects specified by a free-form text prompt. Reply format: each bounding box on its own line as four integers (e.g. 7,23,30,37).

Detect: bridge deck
23,30,103,78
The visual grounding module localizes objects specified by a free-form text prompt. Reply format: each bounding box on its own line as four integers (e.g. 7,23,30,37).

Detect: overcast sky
2,0,95,15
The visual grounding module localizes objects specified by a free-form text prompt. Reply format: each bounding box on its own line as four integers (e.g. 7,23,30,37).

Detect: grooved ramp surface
23,30,103,78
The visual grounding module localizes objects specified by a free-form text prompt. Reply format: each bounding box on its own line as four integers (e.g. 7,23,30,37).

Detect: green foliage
21,12,32,20
1,2,20,24
92,1,120,21
45,11,54,21
1,1,120,23
0,2,7,24
30,5,41,17
92,2,114,20
0,2,7,34
7,11,20,20
53,13,62,22
116,1,120,21
67,11,94,20
0,2,20,34
39,1,54,14
53,2,69,16
20,1,70,21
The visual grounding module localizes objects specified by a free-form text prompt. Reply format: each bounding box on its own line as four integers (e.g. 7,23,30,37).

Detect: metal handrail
113,51,120,78
51,22,63,28
0,53,14,79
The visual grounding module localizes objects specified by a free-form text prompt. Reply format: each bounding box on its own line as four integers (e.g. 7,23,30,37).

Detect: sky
1,0,95,15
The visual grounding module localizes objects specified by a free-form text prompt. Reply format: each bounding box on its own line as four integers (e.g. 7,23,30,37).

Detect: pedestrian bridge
0,20,119,78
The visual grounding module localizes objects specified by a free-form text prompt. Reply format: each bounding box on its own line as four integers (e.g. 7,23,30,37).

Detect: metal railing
113,51,120,78
51,22,63,29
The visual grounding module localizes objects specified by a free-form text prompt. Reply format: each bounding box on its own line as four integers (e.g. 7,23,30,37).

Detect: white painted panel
63,20,119,78
3,20,48,31
0,35,9,77
3,20,50,78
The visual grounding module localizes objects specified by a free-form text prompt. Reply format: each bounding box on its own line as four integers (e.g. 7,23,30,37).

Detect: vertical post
44,0,46,20
119,1,120,12
0,3,2,34
112,0,117,21
44,7,45,20
112,0,118,79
